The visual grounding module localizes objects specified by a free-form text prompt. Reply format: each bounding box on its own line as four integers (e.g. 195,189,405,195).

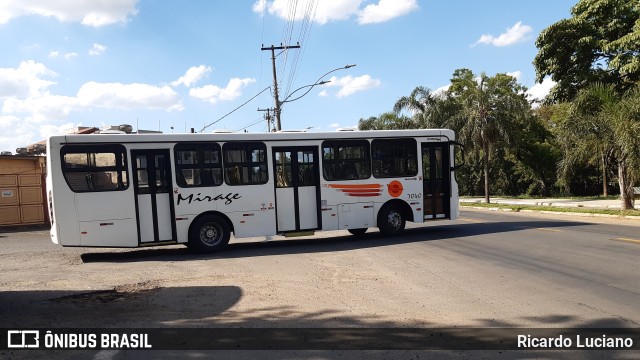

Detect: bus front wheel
188,215,230,253
378,205,405,236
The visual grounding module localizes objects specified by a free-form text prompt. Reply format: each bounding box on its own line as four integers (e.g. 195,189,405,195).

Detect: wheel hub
388,212,401,229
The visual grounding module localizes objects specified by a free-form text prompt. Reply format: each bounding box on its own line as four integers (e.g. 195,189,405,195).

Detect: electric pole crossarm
261,43,301,131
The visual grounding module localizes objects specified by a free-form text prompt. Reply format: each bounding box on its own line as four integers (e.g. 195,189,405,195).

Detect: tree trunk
618,160,634,210
483,143,490,204
540,179,550,197
602,153,608,197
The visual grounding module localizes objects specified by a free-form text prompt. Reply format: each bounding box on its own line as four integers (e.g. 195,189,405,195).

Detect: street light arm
281,80,331,104
281,64,356,105
314,64,356,84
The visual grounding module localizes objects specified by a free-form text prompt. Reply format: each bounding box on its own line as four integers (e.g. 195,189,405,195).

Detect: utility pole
261,43,300,131
257,108,273,132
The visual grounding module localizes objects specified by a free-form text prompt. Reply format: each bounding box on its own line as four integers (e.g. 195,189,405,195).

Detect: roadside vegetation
358,0,640,210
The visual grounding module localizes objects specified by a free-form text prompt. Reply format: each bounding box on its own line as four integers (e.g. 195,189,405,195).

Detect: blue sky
0,0,574,153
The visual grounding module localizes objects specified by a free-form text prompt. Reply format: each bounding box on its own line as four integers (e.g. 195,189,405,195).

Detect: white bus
47,129,463,253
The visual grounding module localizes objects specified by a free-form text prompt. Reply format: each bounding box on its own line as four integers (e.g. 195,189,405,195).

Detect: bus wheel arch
187,211,233,253
377,199,412,236
347,228,367,236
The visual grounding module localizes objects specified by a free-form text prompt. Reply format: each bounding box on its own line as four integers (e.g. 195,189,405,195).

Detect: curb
461,205,640,220
459,200,620,209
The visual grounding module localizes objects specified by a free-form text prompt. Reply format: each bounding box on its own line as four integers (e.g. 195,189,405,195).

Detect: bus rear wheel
188,215,230,253
378,205,405,236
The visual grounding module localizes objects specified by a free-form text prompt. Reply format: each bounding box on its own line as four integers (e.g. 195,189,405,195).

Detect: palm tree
560,83,640,209
446,69,529,203
393,86,450,128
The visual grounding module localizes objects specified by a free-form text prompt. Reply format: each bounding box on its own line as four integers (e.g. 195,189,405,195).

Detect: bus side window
174,143,222,187
223,142,268,186
321,140,371,181
61,145,128,192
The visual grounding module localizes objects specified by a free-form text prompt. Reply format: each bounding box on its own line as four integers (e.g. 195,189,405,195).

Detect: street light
281,80,331,104
274,64,356,130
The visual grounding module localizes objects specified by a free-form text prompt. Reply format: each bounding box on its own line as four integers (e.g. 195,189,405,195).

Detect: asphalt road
1,209,639,359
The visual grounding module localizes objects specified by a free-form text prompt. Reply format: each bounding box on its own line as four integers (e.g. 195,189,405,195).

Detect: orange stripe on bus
328,184,382,189
340,189,383,193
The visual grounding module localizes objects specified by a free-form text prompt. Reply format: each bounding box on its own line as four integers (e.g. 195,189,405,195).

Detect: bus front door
132,149,177,244
421,143,450,220
272,147,321,232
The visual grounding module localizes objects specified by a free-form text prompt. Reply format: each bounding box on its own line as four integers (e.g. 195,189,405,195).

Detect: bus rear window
372,138,418,178
61,145,129,192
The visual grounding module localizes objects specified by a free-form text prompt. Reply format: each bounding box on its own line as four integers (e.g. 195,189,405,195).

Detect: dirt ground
1,212,639,359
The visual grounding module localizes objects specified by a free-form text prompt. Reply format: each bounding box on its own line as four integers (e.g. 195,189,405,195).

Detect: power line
283,0,317,100
200,86,271,133
235,117,265,132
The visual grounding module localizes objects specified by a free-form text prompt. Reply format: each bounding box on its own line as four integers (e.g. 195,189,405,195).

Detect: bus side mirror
450,141,465,171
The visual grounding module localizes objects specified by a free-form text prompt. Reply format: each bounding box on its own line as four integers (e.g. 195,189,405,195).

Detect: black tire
347,228,367,236
188,214,230,253
377,205,405,236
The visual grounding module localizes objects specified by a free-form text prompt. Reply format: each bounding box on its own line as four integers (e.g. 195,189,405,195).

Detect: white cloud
0,114,77,154
506,71,522,80
39,122,76,140
77,82,183,111
433,84,450,96
172,65,212,88
0,115,38,152
358,0,418,24
190,77,256,104
252,0,267,14
318,90,328,97
324,74,381,98
88,43,106,56
527,77,556,104
0,60,57,98
473,21,533,47
3,94,78,121
329,123,340,128
49,51,78,60
0,0,139,26
252,0,417,25
1,61,184,120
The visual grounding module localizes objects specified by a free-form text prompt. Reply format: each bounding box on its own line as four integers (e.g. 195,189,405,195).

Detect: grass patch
460,202,640,217
459,195,620,201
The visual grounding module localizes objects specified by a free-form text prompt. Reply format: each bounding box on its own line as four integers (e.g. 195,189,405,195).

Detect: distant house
0,154,48,226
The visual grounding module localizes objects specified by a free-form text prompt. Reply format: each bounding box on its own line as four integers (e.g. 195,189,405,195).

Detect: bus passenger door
421,143,450,220
273,147,320,232
132,149,177,244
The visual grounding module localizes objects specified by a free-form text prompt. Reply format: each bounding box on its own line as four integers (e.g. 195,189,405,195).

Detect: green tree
534,0,640,102
558,84,640,209
446,69,531,203
509,111,561,197
358,112,414,130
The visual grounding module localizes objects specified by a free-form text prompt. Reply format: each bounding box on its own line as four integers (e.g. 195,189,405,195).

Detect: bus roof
48,129,455,145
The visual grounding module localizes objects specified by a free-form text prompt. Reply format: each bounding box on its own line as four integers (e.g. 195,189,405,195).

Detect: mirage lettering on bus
177,192,241,205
